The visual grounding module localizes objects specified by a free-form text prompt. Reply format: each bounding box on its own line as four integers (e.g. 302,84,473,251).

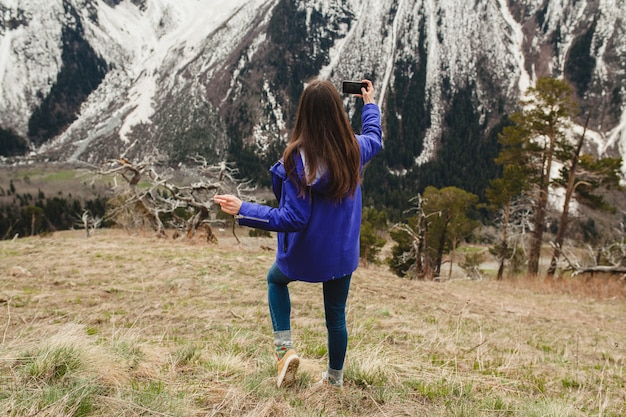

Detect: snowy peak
0,0,624,182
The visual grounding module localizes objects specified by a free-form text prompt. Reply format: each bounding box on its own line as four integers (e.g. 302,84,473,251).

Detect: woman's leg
267,263,299,388
267,263,293,332
322,274,352,379
267,263,295,358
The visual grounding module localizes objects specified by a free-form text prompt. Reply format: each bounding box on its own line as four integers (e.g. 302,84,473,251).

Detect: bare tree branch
94,155,257,241
551,237,626,278
75,211,102,238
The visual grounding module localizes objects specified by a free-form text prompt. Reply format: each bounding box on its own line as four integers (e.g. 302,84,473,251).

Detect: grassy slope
0,229,625,416
0,164,110,212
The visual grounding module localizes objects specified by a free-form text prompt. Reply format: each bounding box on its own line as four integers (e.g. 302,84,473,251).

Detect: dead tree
75,211,102,237
555,244,626,279
391,195,435,280
491,193,535,278
554,220,626,279
94,155,257,241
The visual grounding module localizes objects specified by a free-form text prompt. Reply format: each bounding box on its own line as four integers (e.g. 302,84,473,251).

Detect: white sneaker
317,371,343,388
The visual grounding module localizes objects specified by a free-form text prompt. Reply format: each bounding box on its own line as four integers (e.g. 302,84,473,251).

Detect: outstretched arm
214,186,311,232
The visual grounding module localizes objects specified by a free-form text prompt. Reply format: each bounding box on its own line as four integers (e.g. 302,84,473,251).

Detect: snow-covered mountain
1,0,625,185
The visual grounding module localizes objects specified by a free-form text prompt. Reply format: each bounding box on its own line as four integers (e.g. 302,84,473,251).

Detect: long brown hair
283,79,361,202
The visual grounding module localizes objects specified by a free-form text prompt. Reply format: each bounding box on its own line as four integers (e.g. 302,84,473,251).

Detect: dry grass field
1,228,625,416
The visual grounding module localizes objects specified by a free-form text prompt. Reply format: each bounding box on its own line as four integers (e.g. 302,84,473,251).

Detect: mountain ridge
1,0,625,192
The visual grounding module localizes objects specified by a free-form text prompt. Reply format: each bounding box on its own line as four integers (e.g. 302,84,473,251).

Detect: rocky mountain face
1,0,625,201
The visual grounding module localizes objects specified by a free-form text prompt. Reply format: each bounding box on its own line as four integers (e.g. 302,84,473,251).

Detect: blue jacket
236,103,383,282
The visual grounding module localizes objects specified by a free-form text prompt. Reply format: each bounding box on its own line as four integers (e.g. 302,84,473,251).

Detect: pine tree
497,77,578,277
546,112,623,276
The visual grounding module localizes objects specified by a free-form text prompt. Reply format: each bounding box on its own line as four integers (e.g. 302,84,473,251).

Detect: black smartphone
342,80,367,95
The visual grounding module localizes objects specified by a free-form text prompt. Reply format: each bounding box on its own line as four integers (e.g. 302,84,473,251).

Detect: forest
0,179,108,239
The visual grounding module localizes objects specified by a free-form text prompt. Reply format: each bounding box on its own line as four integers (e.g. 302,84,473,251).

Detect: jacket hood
270,152,331,194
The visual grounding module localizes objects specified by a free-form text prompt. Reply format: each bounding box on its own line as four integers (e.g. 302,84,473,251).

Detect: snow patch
497,0,531,93
606,106,626,184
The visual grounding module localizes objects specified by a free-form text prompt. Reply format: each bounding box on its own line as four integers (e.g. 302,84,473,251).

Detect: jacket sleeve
236,176,311,232
358,103,383,165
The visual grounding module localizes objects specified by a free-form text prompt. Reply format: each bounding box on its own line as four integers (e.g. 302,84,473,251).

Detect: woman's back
283,79,361,202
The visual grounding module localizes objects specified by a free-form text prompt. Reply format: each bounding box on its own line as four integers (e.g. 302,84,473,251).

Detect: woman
214,78,383,388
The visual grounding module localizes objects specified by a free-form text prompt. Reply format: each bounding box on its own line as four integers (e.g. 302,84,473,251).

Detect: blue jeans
266,263,352,371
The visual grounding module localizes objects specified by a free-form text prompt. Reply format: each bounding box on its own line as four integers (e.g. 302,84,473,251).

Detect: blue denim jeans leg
266,263,352,370
323,274,352,371
267,263,294,332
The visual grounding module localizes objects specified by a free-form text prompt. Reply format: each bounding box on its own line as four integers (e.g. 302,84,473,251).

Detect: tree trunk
416,214,428,280
529,123,557,277
496,201,511,280
528,193,546,277
546,112,590,277
448,238,457,280
434,219,449,278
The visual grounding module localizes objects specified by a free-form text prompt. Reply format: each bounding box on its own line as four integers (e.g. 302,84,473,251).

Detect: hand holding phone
342,80,375,104
342,81,368,95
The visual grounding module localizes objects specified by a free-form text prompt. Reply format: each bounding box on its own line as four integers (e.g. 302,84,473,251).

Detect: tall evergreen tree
547,113,623,276
497,77,578,277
